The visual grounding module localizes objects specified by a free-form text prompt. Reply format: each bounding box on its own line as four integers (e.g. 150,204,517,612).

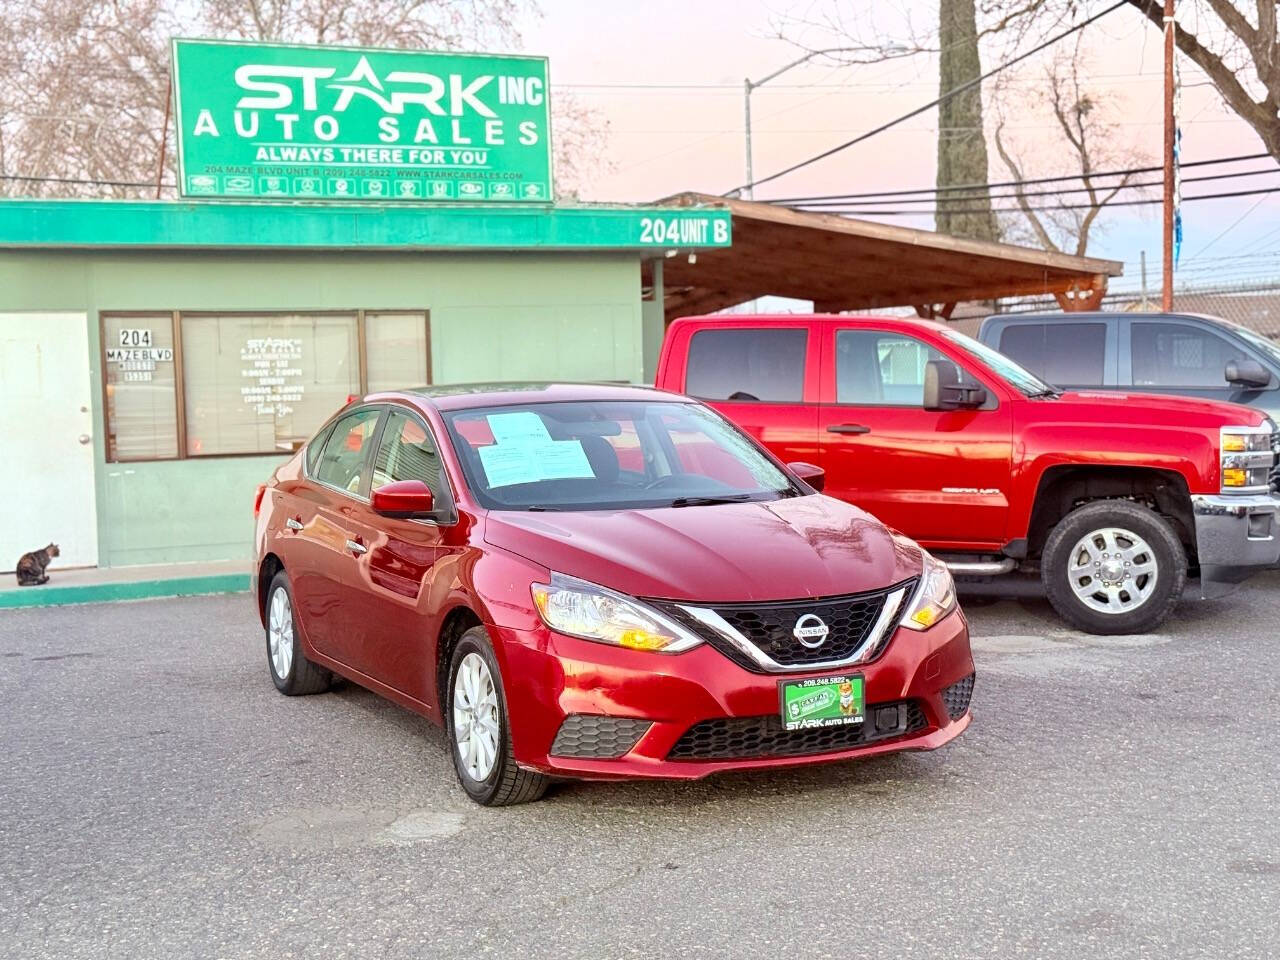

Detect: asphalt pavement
2,577,1278,959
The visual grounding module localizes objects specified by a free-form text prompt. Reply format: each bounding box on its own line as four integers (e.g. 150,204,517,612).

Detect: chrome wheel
268,586,294,679
452,652,500,782
1067,526,1158,615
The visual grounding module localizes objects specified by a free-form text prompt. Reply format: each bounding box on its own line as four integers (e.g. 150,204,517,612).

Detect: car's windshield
938,328,1058,396
443,400,802,511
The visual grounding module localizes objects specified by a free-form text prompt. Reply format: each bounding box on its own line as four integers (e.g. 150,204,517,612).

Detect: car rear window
998,322,1106,386
684,328,807,402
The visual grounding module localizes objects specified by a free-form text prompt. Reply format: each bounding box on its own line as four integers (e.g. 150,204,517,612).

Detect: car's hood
1049,390,1270,428
482,495,923,603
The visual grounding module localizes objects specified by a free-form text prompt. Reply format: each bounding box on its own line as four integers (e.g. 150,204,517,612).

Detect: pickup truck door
1121,315,1275,409
816,324,1014,549
676,322,821,467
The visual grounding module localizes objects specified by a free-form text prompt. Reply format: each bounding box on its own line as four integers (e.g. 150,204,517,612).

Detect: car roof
366,381,685,412
670,313,949,332
983,311,1232,326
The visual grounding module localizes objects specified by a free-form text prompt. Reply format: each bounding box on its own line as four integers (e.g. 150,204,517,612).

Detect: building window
99,309,430,462
102,313,179,461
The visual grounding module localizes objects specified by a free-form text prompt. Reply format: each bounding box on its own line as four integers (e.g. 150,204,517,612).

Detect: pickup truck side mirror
923,359,988,411
1225,358,1270,389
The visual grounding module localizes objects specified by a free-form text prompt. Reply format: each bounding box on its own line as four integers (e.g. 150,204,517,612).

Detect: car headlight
1220,424,1274,492
530,572,704,653
900,551,957,630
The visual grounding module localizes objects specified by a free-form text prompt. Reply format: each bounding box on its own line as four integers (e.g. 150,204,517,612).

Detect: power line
794,165,1280,209
724,0,1129,196
763,152,1274,203
791,184,1280,217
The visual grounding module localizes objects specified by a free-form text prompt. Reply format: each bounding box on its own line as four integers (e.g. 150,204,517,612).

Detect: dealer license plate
779,675,865,732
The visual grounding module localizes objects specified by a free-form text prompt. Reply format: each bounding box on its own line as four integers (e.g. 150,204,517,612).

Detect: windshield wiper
524,505,562,512
668,494,757,508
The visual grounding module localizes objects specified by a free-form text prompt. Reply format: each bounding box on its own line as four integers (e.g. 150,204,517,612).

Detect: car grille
666,700,927,761
941,673,975,720
550,715,653,758
1270,430,1280,492
652,580,915,672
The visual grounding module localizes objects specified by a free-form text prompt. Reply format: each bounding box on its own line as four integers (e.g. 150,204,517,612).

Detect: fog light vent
941,673,975,720
550,715,652,758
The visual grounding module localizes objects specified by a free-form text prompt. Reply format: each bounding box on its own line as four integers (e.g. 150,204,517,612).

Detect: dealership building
0,40,1121,580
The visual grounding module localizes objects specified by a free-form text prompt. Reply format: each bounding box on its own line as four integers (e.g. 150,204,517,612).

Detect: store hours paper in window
241,337,305,417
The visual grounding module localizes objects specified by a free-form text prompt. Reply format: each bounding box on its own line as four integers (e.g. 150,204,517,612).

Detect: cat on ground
15,543,59,586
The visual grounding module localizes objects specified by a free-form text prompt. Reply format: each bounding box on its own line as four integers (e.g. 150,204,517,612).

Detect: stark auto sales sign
172,39,552,203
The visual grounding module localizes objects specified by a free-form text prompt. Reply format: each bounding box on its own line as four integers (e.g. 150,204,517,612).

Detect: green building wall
0,249,643,567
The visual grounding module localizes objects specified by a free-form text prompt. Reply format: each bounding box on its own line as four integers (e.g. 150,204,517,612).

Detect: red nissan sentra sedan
252,383,974,805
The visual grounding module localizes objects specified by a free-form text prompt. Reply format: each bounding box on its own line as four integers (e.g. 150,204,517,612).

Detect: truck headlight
1220,425,1274,492
531,572,704,653
900,552,957,630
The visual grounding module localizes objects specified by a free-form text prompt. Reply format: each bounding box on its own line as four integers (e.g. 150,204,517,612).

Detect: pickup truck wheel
1041,500,1186,635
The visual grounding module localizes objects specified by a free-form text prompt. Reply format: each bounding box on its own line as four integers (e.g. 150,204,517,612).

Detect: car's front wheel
1041,499,1186,635
265,571,333,695
447,626,549,806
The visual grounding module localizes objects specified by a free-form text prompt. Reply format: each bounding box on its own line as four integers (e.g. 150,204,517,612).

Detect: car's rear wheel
1041,500,1185,635
447,626,549,806
265,571,332,695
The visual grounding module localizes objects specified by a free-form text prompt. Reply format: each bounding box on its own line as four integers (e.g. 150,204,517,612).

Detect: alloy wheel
1067,526,1158,615
268,587,295,679
453,652,500,782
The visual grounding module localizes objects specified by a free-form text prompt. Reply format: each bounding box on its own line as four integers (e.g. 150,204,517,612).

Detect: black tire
1041,500,1186,635
446,626,549,806
265,571,333,695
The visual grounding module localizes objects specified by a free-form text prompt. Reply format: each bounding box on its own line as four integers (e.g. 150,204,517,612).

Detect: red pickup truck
656,314,1280,634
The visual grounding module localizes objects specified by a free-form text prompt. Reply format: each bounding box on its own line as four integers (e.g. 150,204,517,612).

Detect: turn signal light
1222,435,1249,453
1222,467,1248,487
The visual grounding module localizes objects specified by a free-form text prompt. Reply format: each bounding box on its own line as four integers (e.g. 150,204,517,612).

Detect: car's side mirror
787,461,825,492
1226,358,1270,389
923,359,988,411
371,479,435,519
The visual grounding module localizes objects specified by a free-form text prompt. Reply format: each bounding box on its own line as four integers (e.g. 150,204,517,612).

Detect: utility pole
1162,0,1175,311
741,47,871,200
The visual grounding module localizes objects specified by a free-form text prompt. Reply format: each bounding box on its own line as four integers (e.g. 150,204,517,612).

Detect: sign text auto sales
172,39,553,202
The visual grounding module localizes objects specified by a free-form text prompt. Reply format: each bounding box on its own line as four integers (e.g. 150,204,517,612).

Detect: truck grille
652,580,914,672
667,700,927,761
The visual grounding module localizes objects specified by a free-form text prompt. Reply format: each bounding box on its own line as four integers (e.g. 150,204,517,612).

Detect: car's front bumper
491,608,974,781
1192,493,1280,597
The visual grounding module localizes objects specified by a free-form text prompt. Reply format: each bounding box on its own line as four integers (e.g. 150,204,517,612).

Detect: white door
0,313,99,571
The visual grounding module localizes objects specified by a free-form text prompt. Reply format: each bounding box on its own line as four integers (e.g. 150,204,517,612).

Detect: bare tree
0,0,609,198
992,46,1152,256
1126,0,1279,160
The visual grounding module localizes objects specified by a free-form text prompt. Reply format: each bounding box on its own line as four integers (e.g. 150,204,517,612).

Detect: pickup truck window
998,322,1106,386
685,328,807,402
1131,321,1249,387
836,330,944,405
938,329,1055,397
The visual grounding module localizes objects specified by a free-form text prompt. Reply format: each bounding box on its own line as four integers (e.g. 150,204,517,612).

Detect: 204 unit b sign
172,39,552,203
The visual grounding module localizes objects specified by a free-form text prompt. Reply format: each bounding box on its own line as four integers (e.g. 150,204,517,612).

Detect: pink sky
523,0,1280,289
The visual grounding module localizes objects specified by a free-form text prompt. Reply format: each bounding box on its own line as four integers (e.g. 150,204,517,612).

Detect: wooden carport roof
654,192,1123,322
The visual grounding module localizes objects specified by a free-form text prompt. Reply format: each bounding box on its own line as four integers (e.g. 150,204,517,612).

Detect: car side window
314,408,382,495
998,322,1106,386
371,410,446,501
1131,321,1249,388
836,330,944,405
685,328,807,402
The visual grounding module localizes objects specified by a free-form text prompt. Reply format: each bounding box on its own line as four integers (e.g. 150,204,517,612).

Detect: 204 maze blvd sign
172,39,552,203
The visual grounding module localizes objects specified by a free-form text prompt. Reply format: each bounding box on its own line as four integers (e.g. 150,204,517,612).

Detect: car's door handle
826,423,871,435
345,539,368,555
285,517,304,531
